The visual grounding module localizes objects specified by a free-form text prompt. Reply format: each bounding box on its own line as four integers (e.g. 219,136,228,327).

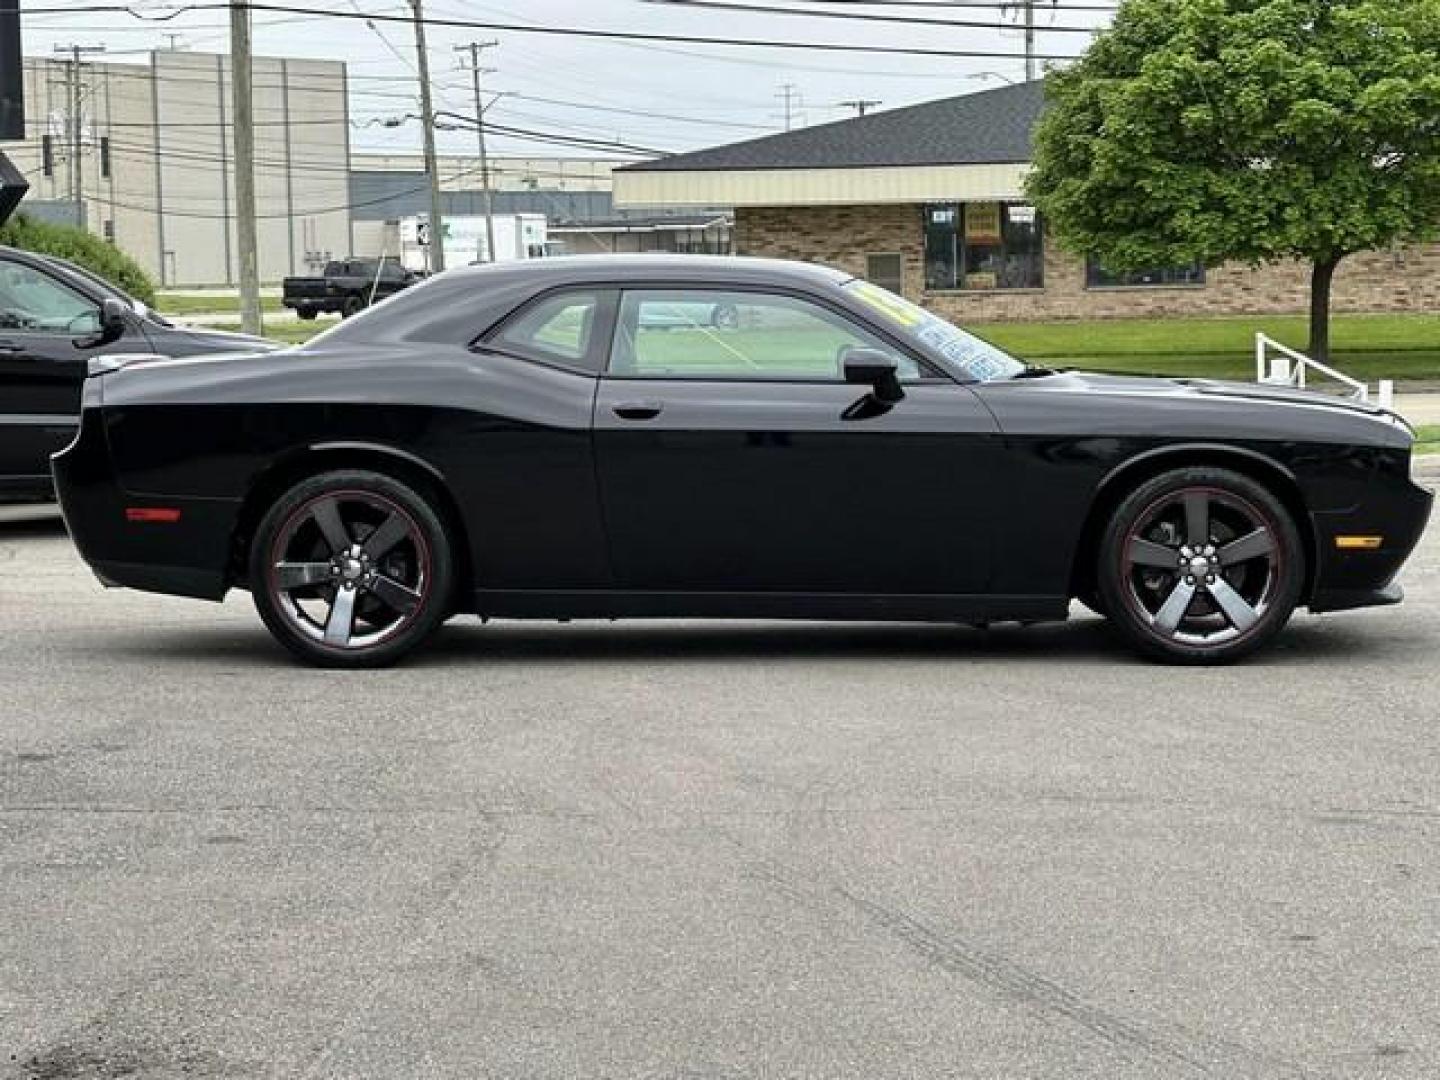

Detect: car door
593,285,1005,596
0,255,104,487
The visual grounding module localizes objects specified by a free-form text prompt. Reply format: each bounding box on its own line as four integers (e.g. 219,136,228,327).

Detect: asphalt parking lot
2,503,1437,1080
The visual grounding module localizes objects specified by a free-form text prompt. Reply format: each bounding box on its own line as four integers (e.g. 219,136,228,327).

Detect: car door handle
612,401,663,421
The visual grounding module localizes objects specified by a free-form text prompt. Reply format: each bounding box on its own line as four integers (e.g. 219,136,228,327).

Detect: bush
0,212,157,306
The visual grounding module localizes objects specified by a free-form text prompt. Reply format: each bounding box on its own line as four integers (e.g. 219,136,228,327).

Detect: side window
490,290,601,372
610,289,922,381
0,260,101,334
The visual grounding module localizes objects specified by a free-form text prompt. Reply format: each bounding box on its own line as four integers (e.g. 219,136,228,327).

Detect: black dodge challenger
52,256,1432,667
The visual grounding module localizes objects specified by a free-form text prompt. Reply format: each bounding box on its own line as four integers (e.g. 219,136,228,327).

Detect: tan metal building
4,50,352,287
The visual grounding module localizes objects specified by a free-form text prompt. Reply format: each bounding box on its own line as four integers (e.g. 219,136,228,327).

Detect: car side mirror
843,348,904,403
75,297,129,349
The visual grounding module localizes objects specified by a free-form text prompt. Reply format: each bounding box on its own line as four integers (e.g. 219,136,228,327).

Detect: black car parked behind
0,244,275,501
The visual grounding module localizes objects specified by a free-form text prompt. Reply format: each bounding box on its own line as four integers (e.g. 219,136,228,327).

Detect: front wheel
340,294,365,318
249,470,455,667
1097,467,1304,664
296,306,318,321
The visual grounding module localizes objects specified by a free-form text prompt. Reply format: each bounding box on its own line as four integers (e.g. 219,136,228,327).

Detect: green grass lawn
629,326,864,376
1415,426,1440,455
158,292,284,317
206,321,322,345
978,313,1440,384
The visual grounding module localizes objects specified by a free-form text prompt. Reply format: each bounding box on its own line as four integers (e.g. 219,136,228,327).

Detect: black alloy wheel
1098,467,1304,664
249,470,454,667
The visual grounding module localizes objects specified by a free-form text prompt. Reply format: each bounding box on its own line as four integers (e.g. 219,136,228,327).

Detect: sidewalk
1395,393,1440,426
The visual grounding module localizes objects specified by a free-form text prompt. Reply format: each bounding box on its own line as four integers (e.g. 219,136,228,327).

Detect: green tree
0,212,156,306
1027,0,1440,363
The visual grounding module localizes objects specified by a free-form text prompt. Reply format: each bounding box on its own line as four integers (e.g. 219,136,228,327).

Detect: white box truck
398,213,548,272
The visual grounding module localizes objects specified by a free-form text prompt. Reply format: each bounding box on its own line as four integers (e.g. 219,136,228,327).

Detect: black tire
340,294,365,319
1097,467,1304,664
297,306,318,321
249,470,455,668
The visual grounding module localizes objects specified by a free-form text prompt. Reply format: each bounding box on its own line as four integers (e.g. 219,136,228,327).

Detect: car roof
0,243,46,268
441,254,854,289
0,244,116,299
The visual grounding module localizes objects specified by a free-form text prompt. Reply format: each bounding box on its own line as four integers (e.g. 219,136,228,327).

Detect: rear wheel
296,306,318,321
249,470,454,667
1097,467,1304,664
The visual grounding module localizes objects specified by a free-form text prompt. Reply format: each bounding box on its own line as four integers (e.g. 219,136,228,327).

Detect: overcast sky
21,0,1114,160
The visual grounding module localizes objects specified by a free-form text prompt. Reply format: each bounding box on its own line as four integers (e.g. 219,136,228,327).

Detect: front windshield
843,279,1026,383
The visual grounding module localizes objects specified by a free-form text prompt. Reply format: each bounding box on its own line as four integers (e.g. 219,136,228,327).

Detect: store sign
965,202,1002,245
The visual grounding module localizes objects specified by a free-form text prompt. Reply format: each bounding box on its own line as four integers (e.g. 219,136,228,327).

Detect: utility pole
775,83,801,131
53,44,103,229
409,0,445,273
229,2,262,336
455,40,498,264
1024,0,1037,82
839,99,881,118
1005,0,1053,83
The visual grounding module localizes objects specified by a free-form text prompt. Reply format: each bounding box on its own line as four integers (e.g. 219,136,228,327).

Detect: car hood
1050,369,1397,420
982,368,1414,450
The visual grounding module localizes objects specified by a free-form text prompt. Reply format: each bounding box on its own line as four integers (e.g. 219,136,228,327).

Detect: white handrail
1255,333,1394,410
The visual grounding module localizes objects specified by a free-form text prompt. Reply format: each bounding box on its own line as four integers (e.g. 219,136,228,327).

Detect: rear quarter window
488,290,604,374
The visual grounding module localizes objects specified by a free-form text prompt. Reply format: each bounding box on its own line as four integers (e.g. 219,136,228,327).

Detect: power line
638,0,1104,33
502,93,774,133
79,156,631,220
39,62,673,153
735,0,1119,9
80,156,495,219
23,27,1056,92
431,110,669,156
15,3,1081,61
103,140,626,185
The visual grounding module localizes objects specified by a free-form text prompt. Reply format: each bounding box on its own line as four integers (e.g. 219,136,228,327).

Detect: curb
1413,456,1440,485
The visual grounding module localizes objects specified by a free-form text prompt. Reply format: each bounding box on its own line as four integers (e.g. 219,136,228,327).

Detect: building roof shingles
620,80,1045,174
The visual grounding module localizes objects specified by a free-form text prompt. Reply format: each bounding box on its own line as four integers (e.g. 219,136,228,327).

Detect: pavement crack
740,849,1308,1079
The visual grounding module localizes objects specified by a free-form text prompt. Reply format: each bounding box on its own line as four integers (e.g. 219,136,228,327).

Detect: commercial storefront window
1086,259,1205,288
865,253,904,295
924,202,1043,291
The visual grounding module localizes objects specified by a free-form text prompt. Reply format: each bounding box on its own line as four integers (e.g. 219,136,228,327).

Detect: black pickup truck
281,258,419,320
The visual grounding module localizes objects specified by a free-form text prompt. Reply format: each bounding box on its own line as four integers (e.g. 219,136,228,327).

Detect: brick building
614,81,1440,323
